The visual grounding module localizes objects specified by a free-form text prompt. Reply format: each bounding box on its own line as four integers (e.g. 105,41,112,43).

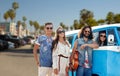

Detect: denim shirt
36,35,53,67
76,38,93,67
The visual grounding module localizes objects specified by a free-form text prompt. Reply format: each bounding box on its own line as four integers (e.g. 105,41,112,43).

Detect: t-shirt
84,51,90,68
35,35,53,67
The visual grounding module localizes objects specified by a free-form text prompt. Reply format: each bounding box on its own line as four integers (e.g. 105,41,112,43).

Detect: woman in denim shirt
72,25,98,76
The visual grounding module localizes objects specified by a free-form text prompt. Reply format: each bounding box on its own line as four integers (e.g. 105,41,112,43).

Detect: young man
73,25,98,76
33,22,53,76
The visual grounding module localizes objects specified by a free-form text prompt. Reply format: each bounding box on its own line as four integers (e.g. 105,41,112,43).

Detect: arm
72,40,78,53
70,40,78,64
81,41,99,49
87,41,99,49
52,47,59,75
33,43,40,66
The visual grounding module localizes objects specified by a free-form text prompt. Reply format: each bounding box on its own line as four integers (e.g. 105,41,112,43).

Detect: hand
54,68,59,75
65,66,69,76
80,44,88,50
37,62,40,66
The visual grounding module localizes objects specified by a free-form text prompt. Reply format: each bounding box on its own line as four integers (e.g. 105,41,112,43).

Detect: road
0,45,38,76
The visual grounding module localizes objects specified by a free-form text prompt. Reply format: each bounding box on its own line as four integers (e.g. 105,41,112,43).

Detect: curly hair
78,25,93,39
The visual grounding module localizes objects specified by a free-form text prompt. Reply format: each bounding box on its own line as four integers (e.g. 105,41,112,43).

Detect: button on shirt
35,35,53,67
76,38,93,67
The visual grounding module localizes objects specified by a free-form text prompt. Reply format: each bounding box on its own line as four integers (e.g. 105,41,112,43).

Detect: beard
83,34,89,38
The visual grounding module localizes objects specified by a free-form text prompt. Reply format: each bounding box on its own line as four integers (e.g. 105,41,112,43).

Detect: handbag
69,49,79,71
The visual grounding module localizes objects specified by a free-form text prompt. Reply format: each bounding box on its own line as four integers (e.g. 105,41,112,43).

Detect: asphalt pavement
0,45,38,76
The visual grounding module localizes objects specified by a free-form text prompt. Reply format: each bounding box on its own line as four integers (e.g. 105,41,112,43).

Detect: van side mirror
108,34,115,46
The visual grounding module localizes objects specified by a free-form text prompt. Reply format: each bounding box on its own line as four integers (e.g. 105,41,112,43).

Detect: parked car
0,39,4,50
11,35,26,46
8,41,15,49
0,34,21,48
0,39,8,50
23,36,35,44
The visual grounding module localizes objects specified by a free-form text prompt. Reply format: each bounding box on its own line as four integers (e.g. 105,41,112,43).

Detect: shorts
38,66,52,76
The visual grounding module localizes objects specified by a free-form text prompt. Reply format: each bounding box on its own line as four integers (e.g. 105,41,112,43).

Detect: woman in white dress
52,26,70,76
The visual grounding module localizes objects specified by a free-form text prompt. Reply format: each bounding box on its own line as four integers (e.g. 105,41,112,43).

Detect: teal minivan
66,24,120,76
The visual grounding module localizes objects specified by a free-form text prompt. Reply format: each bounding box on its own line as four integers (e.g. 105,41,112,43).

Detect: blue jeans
76,66,92,76
68,70,76,76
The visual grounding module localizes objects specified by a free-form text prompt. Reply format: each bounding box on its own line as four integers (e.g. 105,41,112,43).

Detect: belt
58,54,68,71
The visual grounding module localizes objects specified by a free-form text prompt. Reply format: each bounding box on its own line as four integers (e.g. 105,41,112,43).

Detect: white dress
52,41,70,76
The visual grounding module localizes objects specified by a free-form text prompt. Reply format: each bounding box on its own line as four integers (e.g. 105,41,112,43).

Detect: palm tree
29,20,33,34
39,25,44,34
23,16,27,22
7,9,16,22
17,20,22,27
22,16,27,29
22,22,26,29
12,2,19,22
65,26,69,31
17,20,22,36
3,12,9,21
12,2,19,11
33,21,40,34
60,22,66,29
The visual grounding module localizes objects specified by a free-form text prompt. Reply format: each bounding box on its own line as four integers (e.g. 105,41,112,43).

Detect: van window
117,27,120,39
93,32,99,42
75,35,78,40
107,29,117,45
66,35,74,48
93,30,107,46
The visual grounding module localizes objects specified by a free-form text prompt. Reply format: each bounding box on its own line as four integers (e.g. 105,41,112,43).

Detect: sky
0,0,120,30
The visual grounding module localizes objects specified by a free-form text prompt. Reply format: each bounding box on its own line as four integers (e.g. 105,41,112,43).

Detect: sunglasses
46,27,53,30
100,35,106,38
84,31,90,33
57,30,65,34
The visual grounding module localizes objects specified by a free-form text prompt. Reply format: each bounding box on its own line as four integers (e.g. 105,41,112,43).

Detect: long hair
51,26,66,51
78,25,93,40
97,31,107,46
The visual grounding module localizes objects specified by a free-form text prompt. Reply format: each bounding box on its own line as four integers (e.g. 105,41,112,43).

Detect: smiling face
57,28,65,38
83,28,90,38
44,24,53,35
100,33,106,42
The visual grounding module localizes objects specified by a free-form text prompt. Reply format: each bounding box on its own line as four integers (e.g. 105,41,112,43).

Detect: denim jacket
76,38,93,67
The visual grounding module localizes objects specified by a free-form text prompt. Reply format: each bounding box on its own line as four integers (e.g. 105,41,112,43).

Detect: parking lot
0,45,37,76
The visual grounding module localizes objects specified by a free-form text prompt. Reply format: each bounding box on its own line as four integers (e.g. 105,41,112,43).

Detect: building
0,22,17,35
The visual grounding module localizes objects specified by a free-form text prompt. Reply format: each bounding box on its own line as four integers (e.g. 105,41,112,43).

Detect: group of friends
33,22,107,76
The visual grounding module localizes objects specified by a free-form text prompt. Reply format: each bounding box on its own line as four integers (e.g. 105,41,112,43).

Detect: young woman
52,26,70,76
97,31,107,46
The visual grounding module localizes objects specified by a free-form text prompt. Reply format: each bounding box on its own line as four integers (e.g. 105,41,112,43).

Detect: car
66,23,120,76
23,36,35,44
0,34,21,48
11,35,26,46
8,41,15,49
0,39,8,50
